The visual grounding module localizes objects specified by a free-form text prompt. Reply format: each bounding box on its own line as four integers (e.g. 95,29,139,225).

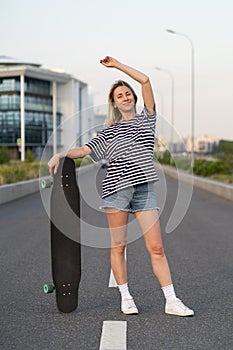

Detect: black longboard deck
50,157,81,313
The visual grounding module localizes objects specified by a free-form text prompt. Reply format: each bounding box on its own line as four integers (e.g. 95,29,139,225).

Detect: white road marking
99,321,127,350
108,248,127,287
108,268,118,287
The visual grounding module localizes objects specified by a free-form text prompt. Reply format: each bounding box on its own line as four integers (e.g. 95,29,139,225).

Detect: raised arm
100,56,155,114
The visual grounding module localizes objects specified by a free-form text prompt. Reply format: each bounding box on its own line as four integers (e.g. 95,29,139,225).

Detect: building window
0,109,62,146
25,95,52,112
25,78,50,95
0,77,20,92
0,76,66,149
0,94,20,109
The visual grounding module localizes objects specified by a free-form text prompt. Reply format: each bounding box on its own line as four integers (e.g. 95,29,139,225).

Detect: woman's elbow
81,145,91,157
141,75,150,85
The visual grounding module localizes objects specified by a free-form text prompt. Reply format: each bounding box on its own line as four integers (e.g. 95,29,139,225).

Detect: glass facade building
0,76,61,148
0,56,91,160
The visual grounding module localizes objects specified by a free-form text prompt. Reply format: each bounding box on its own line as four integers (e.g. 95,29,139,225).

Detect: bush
193,159,231,177
172,157,192,171
0,156,92,185
75,157,92,168
39,162,50,177
26,150,36,163
210,174,233,184
0,146,10,164
0,162,38,184
155,152,171,165
215,140,233,155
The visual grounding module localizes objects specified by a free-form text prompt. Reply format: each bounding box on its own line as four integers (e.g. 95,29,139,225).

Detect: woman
48,56,194,317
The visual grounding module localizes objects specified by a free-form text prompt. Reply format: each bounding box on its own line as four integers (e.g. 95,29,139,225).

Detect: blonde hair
104,80,138,127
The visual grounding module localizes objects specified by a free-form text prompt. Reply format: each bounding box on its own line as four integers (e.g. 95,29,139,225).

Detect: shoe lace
175,298,189,310
125,299,136,309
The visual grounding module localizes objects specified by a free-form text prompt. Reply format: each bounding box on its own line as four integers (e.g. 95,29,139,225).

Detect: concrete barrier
162,165,233,202
1,163,232,205
0,162,97,205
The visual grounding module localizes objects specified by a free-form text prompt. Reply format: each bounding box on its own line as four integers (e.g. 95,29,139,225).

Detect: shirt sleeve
141,106,157,135
85,129,107,161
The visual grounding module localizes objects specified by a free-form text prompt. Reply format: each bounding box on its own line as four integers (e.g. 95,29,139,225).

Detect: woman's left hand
48,153,61,176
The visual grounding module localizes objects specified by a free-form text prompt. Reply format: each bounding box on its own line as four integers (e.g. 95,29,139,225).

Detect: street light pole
155,90,164,136
166,29,195,168
155,67,175,153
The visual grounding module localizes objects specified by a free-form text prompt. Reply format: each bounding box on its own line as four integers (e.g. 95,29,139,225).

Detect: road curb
161,164,233,202
1,163,232,205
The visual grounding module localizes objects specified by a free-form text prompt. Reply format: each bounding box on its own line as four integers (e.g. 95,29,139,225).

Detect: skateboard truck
41,178,53,189
43,284,55,294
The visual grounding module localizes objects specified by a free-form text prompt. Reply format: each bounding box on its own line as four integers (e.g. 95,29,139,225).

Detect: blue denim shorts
100,182,159,213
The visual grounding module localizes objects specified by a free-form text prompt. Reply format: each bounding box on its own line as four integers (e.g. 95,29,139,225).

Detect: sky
1,0,233,141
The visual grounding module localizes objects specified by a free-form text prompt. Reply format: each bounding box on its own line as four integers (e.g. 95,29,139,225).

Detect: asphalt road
1,165,233,350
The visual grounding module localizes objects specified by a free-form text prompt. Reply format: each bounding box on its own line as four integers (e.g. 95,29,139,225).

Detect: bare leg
106,208,129,285
134,209,172,287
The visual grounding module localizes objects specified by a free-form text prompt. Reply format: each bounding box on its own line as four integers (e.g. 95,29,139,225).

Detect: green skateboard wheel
41,178,53,189
43,284,55,294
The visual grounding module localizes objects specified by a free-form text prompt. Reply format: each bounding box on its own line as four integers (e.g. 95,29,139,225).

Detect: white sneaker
165,298,194,317
121,298,139,315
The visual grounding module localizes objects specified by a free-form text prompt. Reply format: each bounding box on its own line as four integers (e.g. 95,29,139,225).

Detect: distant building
186,135,219,154
170,139,187,154
0,55,94,160
92,113,106,137
157,134,219,155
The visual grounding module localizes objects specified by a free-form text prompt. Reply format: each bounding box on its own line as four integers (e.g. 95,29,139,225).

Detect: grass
209,174,233,184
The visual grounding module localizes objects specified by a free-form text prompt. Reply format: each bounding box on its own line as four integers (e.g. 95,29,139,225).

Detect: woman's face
113,85,135,113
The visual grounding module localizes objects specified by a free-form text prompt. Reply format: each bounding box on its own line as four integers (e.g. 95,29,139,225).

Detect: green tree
214,140,233,172
217,140,233,154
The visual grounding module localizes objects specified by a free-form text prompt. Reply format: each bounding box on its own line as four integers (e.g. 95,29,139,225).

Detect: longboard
42,157,81,313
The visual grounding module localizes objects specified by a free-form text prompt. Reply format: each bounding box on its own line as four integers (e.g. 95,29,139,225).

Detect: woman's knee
147,243,165,258
111,243,126,255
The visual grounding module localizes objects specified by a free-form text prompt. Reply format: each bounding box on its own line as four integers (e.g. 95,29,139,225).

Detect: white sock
162,284,177,304
118,283,132,300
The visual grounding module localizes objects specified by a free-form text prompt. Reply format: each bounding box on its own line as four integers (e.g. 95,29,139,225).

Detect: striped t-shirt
86,107,159,198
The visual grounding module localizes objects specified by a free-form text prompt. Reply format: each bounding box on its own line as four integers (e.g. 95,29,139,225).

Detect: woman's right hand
100,56,119,68
48,153,61,176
